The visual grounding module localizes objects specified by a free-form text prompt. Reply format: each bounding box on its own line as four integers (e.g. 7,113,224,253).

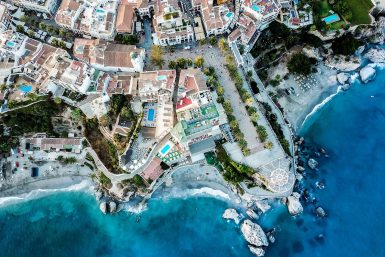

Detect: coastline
0,175,94,205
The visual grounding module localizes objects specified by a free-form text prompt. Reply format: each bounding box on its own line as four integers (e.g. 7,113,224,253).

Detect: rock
109,201,117,213
336,73,350,84
268,234,275,244
308,158,318,170
287,192,304,216
297,166,305,172
248,245,265,257
315,206,327,217
295,173,303,181
355,45,365,55
222,208,241,224
364,47,385,63
246,208,259,220
95,190,103,200
255,200,271,213
241,219,269,247
302,46,322,61
99,201,107,214
360,65,376,83
325,55,361,71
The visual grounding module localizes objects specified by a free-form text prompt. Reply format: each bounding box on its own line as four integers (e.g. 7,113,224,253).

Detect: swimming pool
6,41,15,47
322,14,340,24
160,144,171,155
156,75,167,81
147,109,155,122
290,10,296,18
18,84,33,94
225,12,233,18
251,4,261,12
96,9,105,14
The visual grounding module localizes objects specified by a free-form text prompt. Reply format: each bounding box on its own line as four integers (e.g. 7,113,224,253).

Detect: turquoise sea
1,68,385,257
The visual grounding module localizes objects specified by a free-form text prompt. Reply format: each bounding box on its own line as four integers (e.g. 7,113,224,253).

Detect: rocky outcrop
361,17,385,44
248,245,265,257
99,201,107,214
99,200,118,214
360,65,376,83
222,208,241,224
308,158,318,170
287,192,303,216
316,207,327,217
303,46,322,61
255,200,271,213
247,208,259,220
241,219,269,247
365,47,385,63
337,73,350,84
325,55,361,71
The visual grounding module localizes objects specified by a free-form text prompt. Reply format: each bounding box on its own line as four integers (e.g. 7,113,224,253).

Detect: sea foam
0,179,93,207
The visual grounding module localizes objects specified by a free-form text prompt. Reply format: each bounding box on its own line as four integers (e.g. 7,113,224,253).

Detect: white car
184,46,191,50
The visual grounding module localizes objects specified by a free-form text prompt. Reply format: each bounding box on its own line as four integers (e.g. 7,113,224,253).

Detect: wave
0,180,94,207
301,85,342,128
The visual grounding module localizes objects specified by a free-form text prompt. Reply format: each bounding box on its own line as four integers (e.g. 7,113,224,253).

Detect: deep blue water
1,69,385,257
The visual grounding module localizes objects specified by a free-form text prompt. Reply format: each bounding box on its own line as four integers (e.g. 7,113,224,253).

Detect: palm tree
194,56,204,68
151,45,165,68
218,38,228,53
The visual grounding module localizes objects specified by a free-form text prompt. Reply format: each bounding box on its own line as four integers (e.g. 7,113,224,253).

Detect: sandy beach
0,175,94,198
272,64,339,131
153,164,244,205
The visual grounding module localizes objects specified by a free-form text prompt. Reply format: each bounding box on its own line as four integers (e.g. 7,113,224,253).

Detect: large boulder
308,158,318,170
109,201,117,213
287,192,303,216
222,208,241,224
364,47,385,63
360,65,376,83
241,219,269,247
99,201,107,214
336,73,350,84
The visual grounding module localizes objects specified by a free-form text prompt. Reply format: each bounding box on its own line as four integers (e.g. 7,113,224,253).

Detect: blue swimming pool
18,84,33,94
96,9,105,14
225,12,233,18
160,144,171,155
251,4,261,12
6,41,15,47
322,13,340,24
290,10,296,18
156,75,167,81
147,109,155,122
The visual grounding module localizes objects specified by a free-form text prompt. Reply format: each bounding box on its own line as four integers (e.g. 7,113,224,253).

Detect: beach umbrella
129,165,134,170
133,160,138,164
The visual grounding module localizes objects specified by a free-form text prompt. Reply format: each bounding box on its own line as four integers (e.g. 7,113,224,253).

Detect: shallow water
0,192,253,257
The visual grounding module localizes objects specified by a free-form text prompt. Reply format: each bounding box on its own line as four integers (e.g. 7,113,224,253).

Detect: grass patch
342,0,373,24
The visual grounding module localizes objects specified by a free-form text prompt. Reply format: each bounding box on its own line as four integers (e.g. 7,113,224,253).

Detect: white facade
11,0,59,15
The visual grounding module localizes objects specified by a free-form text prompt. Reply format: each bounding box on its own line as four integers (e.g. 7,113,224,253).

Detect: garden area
0,100,63,153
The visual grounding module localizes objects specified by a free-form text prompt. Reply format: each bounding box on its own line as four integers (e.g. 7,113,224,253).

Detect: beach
273,63,340,131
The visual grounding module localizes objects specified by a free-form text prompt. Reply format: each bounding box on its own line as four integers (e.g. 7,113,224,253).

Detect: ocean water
0,191,253,257
258,68,385,257
1,69,385,257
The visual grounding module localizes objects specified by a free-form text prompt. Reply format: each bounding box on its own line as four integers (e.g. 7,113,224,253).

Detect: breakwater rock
222,208,241,224
365,47,385,63
241,219,269,256
360,65,376,83
287,192,304,216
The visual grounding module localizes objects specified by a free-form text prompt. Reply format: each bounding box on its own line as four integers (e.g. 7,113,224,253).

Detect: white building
0,4,11,32
11,0,60,15
55,0,119,40
152,0,194,46
73,38,145,73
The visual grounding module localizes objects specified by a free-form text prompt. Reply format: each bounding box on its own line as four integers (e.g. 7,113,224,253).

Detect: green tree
287,53,313,75
176,58,186,68
99,115,110,127
151,45,165,68
168,60,177,69
331,33,360,56
209,36,217,45
194,56,204,68
54,97,62,104
218,37,228,53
